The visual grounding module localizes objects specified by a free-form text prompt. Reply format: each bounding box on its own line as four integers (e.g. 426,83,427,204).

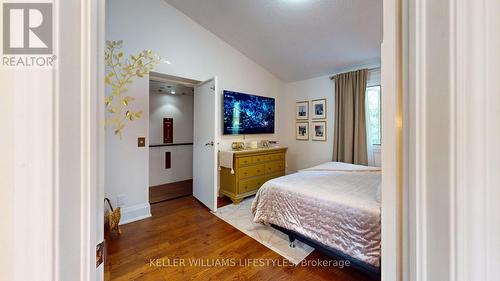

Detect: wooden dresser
220,147,287,204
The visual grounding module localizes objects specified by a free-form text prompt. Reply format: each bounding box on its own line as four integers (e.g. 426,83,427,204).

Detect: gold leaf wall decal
104,40,162,138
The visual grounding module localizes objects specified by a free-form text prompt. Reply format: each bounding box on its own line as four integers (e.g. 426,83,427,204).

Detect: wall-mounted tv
223,90,275,135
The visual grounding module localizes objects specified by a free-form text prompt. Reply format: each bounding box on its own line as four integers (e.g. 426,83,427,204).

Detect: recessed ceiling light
170,91,176,95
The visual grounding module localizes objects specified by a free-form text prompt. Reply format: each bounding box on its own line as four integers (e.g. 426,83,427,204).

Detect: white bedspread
251,162,381,267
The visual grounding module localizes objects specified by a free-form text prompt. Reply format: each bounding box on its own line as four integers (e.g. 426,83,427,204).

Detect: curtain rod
329,67,380,80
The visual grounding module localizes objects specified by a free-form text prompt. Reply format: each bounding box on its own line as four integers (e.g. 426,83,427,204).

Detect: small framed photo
296,101,309,120
296,122,309,140
311,99,327,119
312,121,327,141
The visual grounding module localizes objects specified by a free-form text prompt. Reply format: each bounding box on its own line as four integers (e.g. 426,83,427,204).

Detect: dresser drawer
265,161,285,174
239,164,265,179
239,177,265,193
237,156,254,167
252,154,266,163
265,153,285,162
219,148,288,205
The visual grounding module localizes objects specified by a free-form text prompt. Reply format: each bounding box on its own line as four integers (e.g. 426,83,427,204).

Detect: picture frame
312,121,327,141
296,122,309,140
311,98,327,119
295,101,309,120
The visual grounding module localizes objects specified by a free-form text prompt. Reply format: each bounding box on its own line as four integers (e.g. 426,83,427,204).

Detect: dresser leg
231,198,242,205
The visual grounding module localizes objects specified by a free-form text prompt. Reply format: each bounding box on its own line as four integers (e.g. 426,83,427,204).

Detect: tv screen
223,90,275,135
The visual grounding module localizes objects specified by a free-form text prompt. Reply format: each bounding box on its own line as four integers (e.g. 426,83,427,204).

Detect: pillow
376,182,382,203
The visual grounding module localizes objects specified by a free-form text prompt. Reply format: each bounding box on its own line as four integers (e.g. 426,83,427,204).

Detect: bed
251,162,381,276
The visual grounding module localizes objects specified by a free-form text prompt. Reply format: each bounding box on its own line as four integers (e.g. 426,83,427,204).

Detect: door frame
31,1,404,281
193,76,220,212
148,72,220,212
407,0,500,280
27,0,500,280
381,0,404,280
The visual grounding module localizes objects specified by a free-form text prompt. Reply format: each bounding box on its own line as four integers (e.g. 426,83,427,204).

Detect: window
366,85,381,145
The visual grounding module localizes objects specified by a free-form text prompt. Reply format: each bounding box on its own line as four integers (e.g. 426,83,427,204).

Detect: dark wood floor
105,196,377,281
149,179,193,204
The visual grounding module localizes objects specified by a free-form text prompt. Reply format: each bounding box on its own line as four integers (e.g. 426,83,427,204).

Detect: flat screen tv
223,90,275,135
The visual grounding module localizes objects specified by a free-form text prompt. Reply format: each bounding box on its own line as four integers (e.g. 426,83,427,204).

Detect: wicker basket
104,198,122,235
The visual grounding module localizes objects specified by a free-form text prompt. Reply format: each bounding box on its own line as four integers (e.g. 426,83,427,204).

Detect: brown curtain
332,69,368,165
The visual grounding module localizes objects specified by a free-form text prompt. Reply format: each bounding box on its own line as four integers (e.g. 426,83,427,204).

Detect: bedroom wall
281,75,335,172
105,0,285,223
281,67,381,173
149,91,194,187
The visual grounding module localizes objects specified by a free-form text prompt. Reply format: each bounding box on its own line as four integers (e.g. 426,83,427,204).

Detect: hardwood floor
149,179,193,204
105,196,377,281
217,195,233,208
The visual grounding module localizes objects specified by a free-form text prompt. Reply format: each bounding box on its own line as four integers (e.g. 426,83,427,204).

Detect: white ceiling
164,0,382,82
149,80,194,96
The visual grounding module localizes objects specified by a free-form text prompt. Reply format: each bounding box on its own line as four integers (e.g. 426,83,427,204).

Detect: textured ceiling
164,0,382,82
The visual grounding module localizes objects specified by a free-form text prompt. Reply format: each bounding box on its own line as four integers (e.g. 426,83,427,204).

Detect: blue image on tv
223,90,275,135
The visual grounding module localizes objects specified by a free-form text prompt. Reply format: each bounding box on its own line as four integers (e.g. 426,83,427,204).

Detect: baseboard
119,203,151,225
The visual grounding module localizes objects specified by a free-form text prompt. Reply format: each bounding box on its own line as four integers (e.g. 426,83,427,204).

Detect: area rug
212,196,314,265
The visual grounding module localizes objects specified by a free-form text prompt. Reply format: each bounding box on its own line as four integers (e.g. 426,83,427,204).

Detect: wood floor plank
149,180,193,204
105,196,377,281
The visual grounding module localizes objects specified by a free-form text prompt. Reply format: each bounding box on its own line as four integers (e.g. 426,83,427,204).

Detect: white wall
281,68,381,172
149,92,194,145
149,92,194,186
105,77,151,223
281,75,335,172
106,0,285,223
149,146,193,186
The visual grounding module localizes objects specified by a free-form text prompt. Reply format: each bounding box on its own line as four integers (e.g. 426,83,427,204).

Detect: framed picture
312,121,327,141
295,101,309,120
311,98,327,119
296,122,309,140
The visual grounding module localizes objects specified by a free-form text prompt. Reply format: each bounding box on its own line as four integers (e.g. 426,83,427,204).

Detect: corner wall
281,67,381,173
281,75,335,172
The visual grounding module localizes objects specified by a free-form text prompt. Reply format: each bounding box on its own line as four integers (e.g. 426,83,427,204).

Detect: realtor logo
2,2,55,67
3,3,52,54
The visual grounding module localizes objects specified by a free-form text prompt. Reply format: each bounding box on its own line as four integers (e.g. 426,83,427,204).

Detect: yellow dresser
220,147,287,204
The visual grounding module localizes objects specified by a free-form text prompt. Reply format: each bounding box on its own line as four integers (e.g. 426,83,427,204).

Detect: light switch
138,137,146,147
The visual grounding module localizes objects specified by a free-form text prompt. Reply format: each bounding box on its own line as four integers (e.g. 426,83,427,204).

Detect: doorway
148,76,196,204
147,72,219,211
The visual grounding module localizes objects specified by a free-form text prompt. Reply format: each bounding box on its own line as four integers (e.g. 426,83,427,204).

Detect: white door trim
451,0,500,280
208,76,220,212
408,0,500,280
0,0,103,280
409,0,427,279
212,76,220,212
381,0,404,280
193,76,219,212
77,0,103,280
